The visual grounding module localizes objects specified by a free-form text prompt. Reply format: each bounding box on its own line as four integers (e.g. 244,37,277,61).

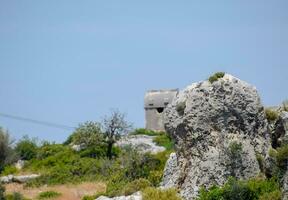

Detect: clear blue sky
0,1,287,142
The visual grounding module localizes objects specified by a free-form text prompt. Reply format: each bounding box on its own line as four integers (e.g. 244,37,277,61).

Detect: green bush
269,145,288,181
0,183,5,200
153,133,174,150
265,108,279,122
176,101,186,116
5,192,27,200
36,143,68,160
68,121,104,148
142,187,181,200
79,145,120,159
256,153,265,173
15,136,38,160
198,177,281,200
1,165,18,176
122,178,151,196
259,190,281,200
208,72,225,83
0,128,17,173
37,191,61,199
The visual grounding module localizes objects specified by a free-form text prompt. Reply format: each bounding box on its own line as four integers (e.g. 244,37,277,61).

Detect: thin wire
0,112,76,130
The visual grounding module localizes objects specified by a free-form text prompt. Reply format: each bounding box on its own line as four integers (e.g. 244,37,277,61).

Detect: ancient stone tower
144,89,178,131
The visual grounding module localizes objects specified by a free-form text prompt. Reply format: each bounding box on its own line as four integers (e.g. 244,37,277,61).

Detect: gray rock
0,175,13,183
116,135,165,154
0,174,41,184
15,160,25,170
163,74,271,200
160,152,180,188
273,111,288,148
96,192,142,200
13,174,40,183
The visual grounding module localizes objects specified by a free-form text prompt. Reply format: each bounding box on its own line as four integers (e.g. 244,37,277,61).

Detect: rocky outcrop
272,111,288,148
116,135,165,154
96,192,142,200
0,174,40,184
162,74,271,199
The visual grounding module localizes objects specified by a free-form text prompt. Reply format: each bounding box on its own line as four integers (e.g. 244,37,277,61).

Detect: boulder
116,135,165,154
96,192,142,200
0,175,13,183
0,174,40,184
163,74,271,199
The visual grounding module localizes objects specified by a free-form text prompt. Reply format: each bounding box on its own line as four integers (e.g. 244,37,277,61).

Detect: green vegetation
66,121,103,148
37,191,61,199
0,183,5,200
208,72,225,83
256,153,265,173
153,132,174,151
5,192,28,200
122,178,151,196
198,177,281,200
176,101,186,116
142,187,181,200
0,165,18,176
0,128,17,173
15,136,38,160
265,108,279,122
130,128,160,136
269,144,288,181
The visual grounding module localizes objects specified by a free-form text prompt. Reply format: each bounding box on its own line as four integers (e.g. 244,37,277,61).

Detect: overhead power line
0,112,76,130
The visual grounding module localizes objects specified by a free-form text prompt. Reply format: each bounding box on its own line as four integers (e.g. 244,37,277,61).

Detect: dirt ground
5,182,106,200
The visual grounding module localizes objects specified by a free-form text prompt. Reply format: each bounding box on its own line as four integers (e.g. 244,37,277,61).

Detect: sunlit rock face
162,74,271,200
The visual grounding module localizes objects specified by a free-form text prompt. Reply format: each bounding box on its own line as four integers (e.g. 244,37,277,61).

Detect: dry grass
5,182,106,200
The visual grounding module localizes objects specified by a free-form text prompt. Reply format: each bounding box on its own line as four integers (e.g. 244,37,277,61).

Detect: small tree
15,135,38,160
0,127,17,172
103,110,132,159
68,121,104,148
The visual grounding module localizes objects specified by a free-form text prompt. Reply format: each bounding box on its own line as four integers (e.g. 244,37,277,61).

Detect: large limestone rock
160,153,180,188
162,74,271,199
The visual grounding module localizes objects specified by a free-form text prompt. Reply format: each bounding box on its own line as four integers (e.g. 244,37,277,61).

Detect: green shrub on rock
208,72,225,83
265,108,279,122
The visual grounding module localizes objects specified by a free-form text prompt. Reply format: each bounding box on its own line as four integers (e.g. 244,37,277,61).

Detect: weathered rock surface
96,192,142,200
116,135,165,154
273,111,288,148
160,152,180,188
162,74,271,199
0,174,40,184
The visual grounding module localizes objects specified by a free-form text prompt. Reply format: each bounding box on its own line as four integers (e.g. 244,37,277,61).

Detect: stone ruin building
144,89,178,131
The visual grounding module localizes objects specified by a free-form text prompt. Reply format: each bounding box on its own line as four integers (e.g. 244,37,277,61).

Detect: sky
0,1,287,142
